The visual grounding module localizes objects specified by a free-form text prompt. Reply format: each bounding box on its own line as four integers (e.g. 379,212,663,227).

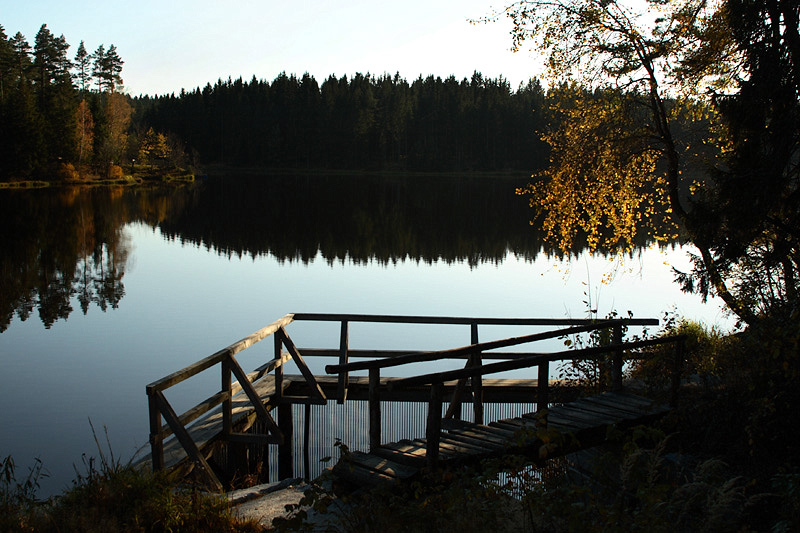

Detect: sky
1,0,546,96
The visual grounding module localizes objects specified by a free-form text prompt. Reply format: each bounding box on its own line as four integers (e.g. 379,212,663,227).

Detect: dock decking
334,390,670,487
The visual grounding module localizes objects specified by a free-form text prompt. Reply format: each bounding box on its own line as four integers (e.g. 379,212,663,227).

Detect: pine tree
74,40,91,95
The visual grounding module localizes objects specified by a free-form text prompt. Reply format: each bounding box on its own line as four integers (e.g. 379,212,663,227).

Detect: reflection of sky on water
0,222,732,497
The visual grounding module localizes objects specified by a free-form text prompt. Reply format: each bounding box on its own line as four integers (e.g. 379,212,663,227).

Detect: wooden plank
340,451,418,480
227,354,283,442
390,336,685,389
580,394,659,416
153,375,283,471
443,432,507,452
278,327,327,404
326,321,624,374
567,398,644,420
293,312,658,327
333,461,398,486
369,368,381,451
373,442,428,467
546,406,619,427
337,320,349,404
426,383,444,468
447,426,510,447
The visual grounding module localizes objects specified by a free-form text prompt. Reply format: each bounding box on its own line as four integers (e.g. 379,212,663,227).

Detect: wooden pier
142,313,684,491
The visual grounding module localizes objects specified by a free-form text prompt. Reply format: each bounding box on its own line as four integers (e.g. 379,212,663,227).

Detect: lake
0,173,734,496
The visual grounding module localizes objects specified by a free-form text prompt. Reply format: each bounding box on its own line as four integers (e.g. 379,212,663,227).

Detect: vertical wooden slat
337,320,349,404
278,403,293,480
274,334,283,401
369,367,381,452
222,357,232,436
612,325,624,391
147,390,165,471
538,360,549,410
470,322,483,425
426,382,444,470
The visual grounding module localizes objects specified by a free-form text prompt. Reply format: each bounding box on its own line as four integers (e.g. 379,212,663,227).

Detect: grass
1,424,261,533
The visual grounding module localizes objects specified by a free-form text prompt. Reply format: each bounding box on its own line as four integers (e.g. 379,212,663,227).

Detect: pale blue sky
1,0,544,96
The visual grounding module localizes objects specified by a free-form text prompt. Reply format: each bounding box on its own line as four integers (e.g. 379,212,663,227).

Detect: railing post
147,389,165,471
538,360,549,410
612,324,624,391
222,357,232,436
470,322,483,425
274,334,284,401
369,367,381,451
672,336,685,407
426,382,443,470
337,320,350,404
278,402,293,479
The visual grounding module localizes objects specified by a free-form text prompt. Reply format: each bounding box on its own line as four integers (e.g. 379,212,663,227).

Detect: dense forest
136,72,550,171
0,22,556,179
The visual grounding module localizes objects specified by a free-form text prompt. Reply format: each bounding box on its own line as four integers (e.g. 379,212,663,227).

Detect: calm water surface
0,174,733,496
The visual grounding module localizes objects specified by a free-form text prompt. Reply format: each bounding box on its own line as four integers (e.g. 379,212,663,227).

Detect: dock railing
317,315,685,469
146,313,681,486
145,313,327,490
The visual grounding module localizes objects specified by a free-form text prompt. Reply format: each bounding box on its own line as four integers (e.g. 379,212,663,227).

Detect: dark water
0,173,732,496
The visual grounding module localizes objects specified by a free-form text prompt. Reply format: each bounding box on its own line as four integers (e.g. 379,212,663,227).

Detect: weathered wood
222,359,232,436
153,390,223,491
470,322,484,425
148,392,165,471
390,336,686,389
337,320,349,404
426,383,444,469
369,368,381,452
443,377,468,420
326,320,625,374
146,314,294,393
293,312,658,327
227,353,283,443
277,327,327,404
538,360,549,409
339,451,418,480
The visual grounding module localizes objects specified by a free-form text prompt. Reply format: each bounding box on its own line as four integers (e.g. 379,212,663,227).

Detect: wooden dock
142,313,684,491
333,390,670,487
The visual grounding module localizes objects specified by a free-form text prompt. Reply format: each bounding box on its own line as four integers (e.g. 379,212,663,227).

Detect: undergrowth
0,423,261,533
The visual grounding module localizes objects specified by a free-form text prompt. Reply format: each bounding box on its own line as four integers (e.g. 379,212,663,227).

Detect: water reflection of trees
0,186,186,332
1,174,675,332
156,174,668,266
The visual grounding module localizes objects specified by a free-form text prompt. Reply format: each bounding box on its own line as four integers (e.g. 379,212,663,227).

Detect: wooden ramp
333,391,670,487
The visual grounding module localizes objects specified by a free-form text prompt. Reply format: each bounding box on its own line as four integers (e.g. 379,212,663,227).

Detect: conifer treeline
136,72,551,171
0,23,132,180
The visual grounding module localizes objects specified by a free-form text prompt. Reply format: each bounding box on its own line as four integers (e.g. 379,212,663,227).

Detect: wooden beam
293,313,658,327
426,383,444,470
278,328,327,404
326,320,625,374
337,320,349,404
390,336,686,389
153,390,223,491
369,368,381,452
146,314,294,393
